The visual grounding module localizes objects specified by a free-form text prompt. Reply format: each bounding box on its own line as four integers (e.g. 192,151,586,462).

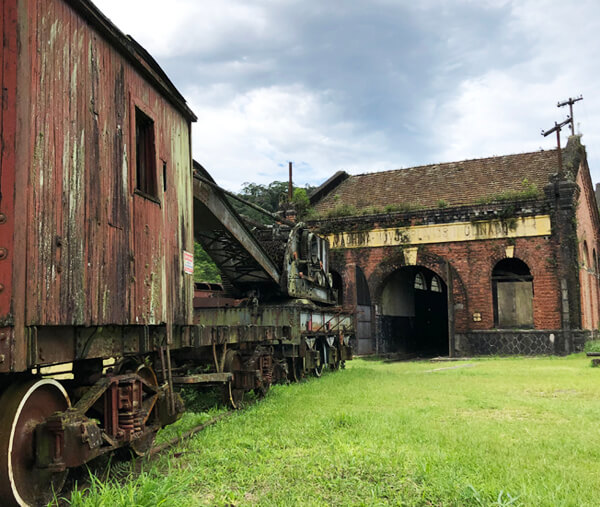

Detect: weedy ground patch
59,355,600,506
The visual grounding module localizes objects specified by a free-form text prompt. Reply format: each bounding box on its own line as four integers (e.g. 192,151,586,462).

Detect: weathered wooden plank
0,0,18,324
19,0,194,331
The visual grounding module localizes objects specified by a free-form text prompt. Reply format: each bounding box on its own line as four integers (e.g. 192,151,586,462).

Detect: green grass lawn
60,355,600,506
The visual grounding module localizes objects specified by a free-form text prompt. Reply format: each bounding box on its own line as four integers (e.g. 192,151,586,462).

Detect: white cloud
94,0,272,58
186,84,397,191
93,0,600,188
433,0,600,181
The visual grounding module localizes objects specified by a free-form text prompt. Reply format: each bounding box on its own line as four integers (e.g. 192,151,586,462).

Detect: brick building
309,136,600,356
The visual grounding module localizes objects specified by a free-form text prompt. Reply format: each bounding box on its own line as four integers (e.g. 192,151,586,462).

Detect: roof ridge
347,148,558,179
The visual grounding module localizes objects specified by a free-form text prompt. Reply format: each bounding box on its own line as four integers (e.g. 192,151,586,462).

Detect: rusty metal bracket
27,326,38,365
211,342,228,373
172,372,232,384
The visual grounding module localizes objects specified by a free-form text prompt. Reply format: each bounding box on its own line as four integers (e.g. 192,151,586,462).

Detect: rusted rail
148,411,233,457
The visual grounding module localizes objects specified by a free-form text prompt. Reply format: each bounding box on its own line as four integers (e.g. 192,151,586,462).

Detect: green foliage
383,202,424,213
291,187,313,220
227,180,288,225
66,355,600,506
584,339,600,353
325,203,359,218
360,205,383,215
193,242,221,283
437,199,449,208
476,178,542,205
229,181,316,224
309,201,425,221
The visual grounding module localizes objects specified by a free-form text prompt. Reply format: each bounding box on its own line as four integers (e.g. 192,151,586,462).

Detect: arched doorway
355,266,373,354
330,270,344,306
379,266,448,356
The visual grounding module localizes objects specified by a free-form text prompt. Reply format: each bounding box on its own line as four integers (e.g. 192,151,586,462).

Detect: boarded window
492,258,533,328
135,108,157,198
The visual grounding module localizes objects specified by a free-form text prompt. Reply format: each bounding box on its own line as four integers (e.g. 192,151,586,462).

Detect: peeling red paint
1,0,195,370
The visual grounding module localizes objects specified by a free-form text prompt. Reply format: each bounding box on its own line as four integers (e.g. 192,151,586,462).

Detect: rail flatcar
0,1,353,505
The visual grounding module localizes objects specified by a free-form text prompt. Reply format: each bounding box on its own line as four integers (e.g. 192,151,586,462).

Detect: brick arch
485,247,552,290
329,268,346,306
367,249,469,334
329,255,350,306
488,248,560,330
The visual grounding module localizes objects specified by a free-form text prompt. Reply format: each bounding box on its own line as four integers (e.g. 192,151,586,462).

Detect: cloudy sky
95,0,600,192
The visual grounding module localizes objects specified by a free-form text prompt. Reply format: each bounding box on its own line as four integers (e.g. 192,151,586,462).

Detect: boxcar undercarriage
0,298,353,506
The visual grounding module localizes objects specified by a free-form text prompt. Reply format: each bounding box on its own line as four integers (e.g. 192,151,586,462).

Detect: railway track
56,409,234,505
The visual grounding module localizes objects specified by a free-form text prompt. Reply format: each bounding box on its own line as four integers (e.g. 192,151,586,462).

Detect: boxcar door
130,104,165,326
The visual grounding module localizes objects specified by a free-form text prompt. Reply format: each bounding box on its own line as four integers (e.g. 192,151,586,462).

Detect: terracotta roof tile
313,149,559,214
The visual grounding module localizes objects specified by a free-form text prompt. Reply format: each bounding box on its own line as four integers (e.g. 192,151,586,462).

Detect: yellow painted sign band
327,215,552,249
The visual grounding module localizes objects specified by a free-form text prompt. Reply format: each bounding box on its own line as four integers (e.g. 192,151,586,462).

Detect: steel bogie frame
35,368,180,471
0,302,354,500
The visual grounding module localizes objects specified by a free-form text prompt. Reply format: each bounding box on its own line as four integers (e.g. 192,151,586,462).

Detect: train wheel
0,378,71,507
331,347,341,371
254,353,273,397
313,341,325,377
313,361,323,377
223,381,245,410
287,357,302,382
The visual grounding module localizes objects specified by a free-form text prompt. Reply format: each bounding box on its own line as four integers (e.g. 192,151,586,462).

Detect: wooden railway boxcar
0,0,197,374
0,2,354,504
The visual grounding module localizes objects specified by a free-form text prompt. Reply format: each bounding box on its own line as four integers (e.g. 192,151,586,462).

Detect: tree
193,180,317,282
193,241,221,283
230,181,316,223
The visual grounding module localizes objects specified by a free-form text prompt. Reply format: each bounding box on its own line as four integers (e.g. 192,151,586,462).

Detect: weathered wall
575,160,600,330
334,234,562,334
11,0,194,329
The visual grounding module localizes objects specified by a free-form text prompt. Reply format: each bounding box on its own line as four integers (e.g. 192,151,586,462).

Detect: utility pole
541,117,572,173
557,95,583,135
288,161,293,201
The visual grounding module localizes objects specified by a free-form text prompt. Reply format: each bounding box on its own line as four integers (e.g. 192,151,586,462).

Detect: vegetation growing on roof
310,201,425,221
475,179,542,205
383,203,424,213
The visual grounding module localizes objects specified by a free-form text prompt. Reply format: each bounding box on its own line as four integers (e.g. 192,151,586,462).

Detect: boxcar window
135,107,157,198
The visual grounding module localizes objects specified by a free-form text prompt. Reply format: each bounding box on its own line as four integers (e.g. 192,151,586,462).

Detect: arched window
492,258,533,328
414,272,426,290
582,241,590,270
430,275,442,293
